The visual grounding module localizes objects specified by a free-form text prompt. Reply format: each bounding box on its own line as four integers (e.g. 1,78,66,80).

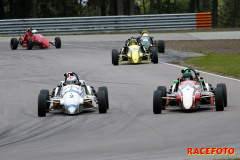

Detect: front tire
157,86,167,109
215,88,224,111
216,83,227,107
98,86,109,110
38,89,50,117
27,38,33,50
153,90,162,114
10,38,18,50
150,47,158,64
158,40,165,53
112,49,119,65
55,37,61,49
97,90,107,114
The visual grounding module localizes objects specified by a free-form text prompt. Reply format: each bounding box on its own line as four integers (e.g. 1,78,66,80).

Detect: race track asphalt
0,33,240,160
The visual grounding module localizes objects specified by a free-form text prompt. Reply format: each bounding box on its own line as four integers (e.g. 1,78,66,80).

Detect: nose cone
132,51,139,63
182,87,194,110
67,104,77,114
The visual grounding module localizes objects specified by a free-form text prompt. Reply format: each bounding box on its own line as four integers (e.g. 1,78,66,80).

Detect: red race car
10,29,61,50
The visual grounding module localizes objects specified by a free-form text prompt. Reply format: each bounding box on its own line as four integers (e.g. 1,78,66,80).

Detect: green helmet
182,68,191,73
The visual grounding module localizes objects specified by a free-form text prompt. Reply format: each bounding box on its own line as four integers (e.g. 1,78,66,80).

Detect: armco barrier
0,12,211,35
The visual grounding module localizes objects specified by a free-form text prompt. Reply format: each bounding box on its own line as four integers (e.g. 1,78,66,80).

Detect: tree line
0,0,239,28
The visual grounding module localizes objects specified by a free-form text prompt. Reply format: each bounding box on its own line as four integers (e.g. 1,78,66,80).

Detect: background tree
188,0,196,13
150,0,154,14
117,0,123,15
212,0,218,28
109,0,117,15
32,0,38,18
0,0,4,19
0,0,239,28
129,0,135,15
219,0,240,27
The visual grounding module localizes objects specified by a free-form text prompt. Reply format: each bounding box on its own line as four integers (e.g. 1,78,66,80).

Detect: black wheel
98,86,109,110
55,37,61,49
10,38,18,50
157,86,167,109
215,88,224,111
150,47,158,64
158,40,165,53
97,90,107,114
153,90,162,114
217,83,227,107
27,38,33,50
38,89,50,117
136,37,140,43
112,49,119,65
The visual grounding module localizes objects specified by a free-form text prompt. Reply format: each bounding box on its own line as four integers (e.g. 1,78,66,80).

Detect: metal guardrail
0,12,211,35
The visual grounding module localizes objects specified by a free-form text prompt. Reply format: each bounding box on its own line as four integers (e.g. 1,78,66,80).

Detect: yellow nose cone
132,51,139,63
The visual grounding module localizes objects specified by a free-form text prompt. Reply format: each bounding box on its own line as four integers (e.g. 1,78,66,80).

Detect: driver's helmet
130,39,137,45
183,68,191,73
142,33,148,37
66,75,78,84
182,72,193,81
32,29,38,35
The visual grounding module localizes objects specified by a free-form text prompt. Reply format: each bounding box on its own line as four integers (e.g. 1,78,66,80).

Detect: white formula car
38,72,109,117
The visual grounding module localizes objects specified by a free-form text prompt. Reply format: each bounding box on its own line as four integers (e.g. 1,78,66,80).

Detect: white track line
162,62,240,82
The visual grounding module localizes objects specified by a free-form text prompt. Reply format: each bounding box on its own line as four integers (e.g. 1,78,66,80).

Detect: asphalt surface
0,33,240,160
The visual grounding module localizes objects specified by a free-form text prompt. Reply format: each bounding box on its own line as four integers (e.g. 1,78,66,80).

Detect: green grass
184,51,240,79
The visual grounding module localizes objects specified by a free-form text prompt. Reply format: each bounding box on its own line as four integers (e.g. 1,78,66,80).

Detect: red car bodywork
19,29,50,48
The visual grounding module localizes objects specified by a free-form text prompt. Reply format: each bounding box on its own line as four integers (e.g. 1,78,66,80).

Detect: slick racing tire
215,87,224,111
158,40,165,53
150,47,158,64
153,90,162,114
216,83,227,107
112,49,119,65
157,86,167,109
98,86,109,110
38,89,50,117
27,38,33,50
10,38,18,50
97,90,107,114
55,37,61,49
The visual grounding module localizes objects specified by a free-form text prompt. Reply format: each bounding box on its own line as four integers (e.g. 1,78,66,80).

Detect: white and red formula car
153,68,227,114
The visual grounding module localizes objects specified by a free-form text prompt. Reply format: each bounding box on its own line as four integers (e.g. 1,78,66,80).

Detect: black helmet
130,39,137,45
182,72,193,81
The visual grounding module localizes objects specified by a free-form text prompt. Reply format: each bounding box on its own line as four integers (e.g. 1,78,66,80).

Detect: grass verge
181,51,240,79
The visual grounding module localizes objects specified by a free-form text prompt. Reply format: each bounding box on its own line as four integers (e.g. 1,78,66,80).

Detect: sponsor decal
187,148,235,156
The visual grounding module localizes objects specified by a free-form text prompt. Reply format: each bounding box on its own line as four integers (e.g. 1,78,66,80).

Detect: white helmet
32,29,37,35
142,33,148,37
66,75,77,84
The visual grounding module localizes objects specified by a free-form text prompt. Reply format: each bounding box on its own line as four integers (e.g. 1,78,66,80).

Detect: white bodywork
49,80,97,115
168,80,214,110
178,84,200,110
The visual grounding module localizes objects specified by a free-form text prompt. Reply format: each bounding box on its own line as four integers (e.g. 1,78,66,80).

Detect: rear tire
158,40,165,53
97,90,107,114
27,38,33,50
38,89,50,117
157,86,167,109
153,90,162,114
215,88,224,111
55,37,61,49
112,49,119,65
216,83,227,107
98,86,109,110
10,38,18,50
150,47,158,64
